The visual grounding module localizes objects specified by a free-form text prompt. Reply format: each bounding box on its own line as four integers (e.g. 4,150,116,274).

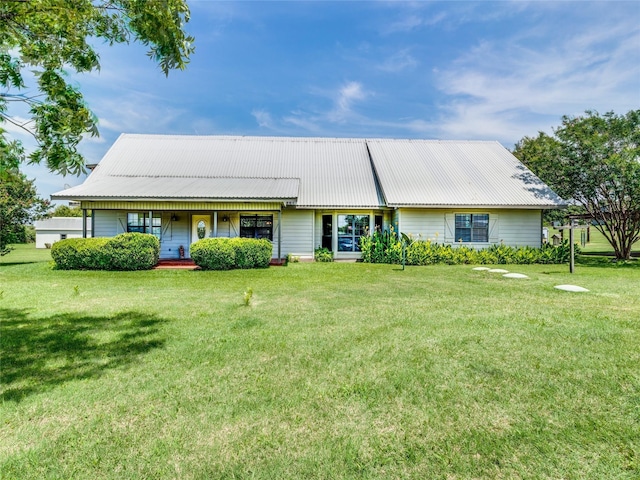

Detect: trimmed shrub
190,238,236,270
51,237,110,270
103,233,160,270
229,238,272,269
51,233,159,270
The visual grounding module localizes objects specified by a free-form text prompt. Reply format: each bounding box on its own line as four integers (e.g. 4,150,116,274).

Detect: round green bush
51,233,159,270
230,238,272,269
103,233,160,270
190,238,236,270
51,238,110,270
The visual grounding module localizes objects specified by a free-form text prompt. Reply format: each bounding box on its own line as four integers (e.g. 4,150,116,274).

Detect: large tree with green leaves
1,169,51,254
1,0,194,175
514,110,640,260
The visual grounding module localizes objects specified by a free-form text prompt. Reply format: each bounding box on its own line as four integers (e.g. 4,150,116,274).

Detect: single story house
34,217,92,248
52,134,566,260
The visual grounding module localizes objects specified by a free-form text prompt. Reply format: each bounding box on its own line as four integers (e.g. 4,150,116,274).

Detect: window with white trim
455,214,489,242
337,214,369,252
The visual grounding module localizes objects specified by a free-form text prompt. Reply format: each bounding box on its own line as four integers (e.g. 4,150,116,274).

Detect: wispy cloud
251,109,274,129
378,49,418,72
432,11,640,144
328,81,369,122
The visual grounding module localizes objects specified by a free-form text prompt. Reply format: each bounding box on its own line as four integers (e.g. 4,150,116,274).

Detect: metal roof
34,217,91,231
52,134,565,209
367,139,565,207
53,134,383,208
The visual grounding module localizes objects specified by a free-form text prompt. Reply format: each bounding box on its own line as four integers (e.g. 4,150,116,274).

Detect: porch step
154,259,199,270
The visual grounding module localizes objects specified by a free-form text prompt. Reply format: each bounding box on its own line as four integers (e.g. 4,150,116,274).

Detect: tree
514,110,640,260
0,170,51,255
1,0,194,175
51,204,84,217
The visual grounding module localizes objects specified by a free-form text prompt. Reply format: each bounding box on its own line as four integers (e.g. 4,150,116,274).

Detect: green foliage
51,234,158,270
103,233,160,271
191,238,272,271
513,110,640,260
314,247,334,262
363,234,577,266
50,237,110,270
51,205,85,217
0,170,51,255
359,228,403,264
243,287,253,307
0,0,194,174
228,238,272,269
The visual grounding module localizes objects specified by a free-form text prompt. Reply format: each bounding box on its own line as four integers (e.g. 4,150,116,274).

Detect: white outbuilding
34,217,92,249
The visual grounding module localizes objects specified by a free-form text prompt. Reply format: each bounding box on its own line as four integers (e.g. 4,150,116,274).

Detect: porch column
148,210,153,234
90,210,95,238
213,211,218,237
82,209,87,238
278,209,282,261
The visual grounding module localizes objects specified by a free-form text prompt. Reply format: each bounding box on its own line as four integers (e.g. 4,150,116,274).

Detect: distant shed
34,217,92,248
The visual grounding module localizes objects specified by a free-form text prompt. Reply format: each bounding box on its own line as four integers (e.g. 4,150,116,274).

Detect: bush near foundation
229,238,272,269
191,238,272,270
360,230,576,265
51,233,159,270
103,233,160,270
51,238,110,270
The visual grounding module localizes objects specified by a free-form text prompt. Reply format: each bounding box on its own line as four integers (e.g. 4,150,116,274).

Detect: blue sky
11,1,640,202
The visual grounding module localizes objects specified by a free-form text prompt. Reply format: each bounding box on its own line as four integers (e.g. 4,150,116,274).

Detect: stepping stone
472,267,490,271
554,284,589,292
488,268,509,273
503,273,528,279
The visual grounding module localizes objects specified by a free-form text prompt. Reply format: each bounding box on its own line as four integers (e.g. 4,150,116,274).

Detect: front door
191,215,211,244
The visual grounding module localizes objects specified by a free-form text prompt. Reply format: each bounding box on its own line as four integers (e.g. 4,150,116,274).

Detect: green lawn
547,226,639,255
1,246,639,479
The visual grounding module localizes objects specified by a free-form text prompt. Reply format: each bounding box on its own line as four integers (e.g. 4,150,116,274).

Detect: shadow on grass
0,309,167,402
577,255,640,269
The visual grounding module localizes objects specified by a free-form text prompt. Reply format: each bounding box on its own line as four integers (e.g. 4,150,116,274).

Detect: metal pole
82,209,87,238
569,221,575,274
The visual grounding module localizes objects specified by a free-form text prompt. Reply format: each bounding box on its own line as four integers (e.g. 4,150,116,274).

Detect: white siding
281,209,314,258
397,208,543,248
94,210,120,237
161,213,190,259
36,231,87,249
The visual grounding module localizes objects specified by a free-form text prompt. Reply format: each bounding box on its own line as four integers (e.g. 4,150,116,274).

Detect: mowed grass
1,246,639,479
547,226,640,255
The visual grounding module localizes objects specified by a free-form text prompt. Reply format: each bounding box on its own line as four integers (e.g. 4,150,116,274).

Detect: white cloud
432,12,640,144
251,109,274,129
329,81,369,122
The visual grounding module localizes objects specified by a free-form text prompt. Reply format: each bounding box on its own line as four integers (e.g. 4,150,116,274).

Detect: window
240,215,273,240
455,214,489,242
127,212,161,239
337,215,369,252
60,234,67,240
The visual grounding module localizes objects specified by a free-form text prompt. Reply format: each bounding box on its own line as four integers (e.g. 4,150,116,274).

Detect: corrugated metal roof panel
34,217,91,231
367,139,565,207
52,135,564,209
54,177,300,200
58,134,382,208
